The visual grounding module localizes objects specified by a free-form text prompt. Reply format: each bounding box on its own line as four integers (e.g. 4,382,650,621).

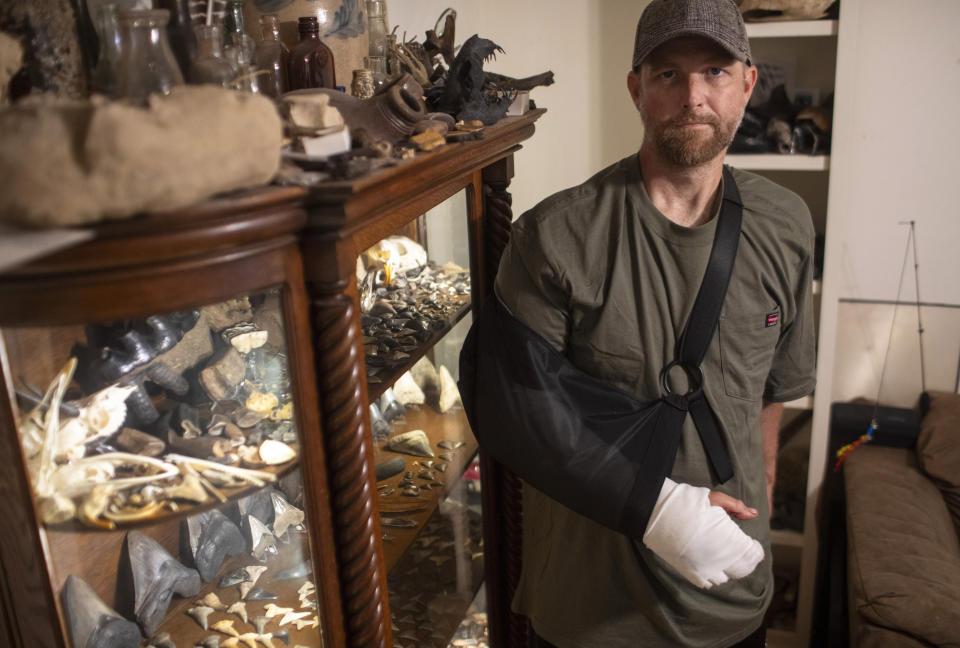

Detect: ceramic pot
245,0,368,91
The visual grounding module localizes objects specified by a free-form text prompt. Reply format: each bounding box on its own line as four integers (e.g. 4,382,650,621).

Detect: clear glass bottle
385,32,402,79
90,3,122,96
366,0,389,58
223,2,256,69
288,16,336,90
114,9,184,104
156,0,197,78
254,13,289,98
189,23,235,88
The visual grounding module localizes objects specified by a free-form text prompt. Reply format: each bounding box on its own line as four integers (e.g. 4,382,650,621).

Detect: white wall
825,0,960,306
390,0,646,216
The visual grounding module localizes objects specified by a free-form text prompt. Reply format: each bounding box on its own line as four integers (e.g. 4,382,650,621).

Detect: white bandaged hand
642,478,764,589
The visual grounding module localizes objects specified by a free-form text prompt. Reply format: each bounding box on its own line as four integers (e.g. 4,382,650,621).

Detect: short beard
642,108,743,168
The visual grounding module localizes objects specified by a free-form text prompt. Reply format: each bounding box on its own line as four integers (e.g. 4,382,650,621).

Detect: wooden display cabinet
0,109,543,648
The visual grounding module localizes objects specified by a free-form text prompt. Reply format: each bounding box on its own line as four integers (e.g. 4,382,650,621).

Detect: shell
259,439,297,465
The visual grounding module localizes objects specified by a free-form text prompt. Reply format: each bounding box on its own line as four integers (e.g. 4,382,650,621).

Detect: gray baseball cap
632,0,752,70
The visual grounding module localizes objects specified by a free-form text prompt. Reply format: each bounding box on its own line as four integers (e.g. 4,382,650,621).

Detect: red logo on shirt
765,312,779,327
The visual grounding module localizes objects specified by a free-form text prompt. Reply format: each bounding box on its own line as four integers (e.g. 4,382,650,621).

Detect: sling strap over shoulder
459,166,742,538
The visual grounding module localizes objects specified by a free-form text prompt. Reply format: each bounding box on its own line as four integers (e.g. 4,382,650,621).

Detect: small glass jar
189,24,235,88
363,55,388,93
351,68,374,99
90,3,122,96
114,9,184,104
254,13,289,98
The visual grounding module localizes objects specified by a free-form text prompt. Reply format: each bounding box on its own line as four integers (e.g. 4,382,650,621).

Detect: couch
842,391,960,647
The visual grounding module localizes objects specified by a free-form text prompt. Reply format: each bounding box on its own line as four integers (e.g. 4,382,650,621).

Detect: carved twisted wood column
479,156,532,648
310,279,388,648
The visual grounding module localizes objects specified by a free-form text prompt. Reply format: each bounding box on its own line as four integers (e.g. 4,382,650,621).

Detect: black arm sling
458,167,743,538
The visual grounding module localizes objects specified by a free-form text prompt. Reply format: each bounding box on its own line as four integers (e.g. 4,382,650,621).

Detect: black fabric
459,168,743,538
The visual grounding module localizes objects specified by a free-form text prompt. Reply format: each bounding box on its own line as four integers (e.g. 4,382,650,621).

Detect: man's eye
708,67,724,76
659,70,675,80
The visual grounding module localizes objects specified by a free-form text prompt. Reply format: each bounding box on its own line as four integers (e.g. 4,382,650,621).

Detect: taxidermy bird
426,34,515,125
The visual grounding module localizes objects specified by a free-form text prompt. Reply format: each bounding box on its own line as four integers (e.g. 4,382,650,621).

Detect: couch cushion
845,446,960,647
917,390,960,537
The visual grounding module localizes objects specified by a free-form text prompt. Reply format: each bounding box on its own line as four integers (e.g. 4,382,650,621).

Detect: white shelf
745,19,838,38
725,153,829,171
771,528,805,548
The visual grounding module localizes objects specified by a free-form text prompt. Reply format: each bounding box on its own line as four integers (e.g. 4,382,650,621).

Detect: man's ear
742,64,759,103
627,70,644,111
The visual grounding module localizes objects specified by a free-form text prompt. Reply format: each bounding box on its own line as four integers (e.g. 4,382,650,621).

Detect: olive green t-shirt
493,154,816,648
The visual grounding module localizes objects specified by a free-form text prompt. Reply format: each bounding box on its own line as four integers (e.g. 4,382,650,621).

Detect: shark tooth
385,429,434,458
269,628,290,645
246,515,278,561
278,611,310,626
197,637,221,648
188,605,215,629
379,388,406,421
297,581,315,599
227,600,248,623
147,632,177,648
270,491,305,539
437,364,462,413
251,615,270,634
393,371,425,405
263,604,292,618
245,565,269,586
239,581,254,600
218,567,250,588
212,619,240,637
199,591,227,611
293,616,318,630
245,587,277,600
221,639,240,648
437,439,464,450
257,635,278,648
237,633,260,648
62,574,141,648
187,509,246,582
128,531,202,637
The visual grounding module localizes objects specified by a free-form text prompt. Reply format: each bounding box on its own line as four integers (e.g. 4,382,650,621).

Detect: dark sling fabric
459,168,743,538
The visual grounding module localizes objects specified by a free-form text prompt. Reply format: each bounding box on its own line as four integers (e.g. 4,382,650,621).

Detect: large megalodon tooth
62,574,141,648
385,429,434,458
128,530,202,637
379,388,405,422
246,515,278,561
186,509,246,582
237,489,276,527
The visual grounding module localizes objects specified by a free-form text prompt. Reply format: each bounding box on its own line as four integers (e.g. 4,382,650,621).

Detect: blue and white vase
245,0,370,91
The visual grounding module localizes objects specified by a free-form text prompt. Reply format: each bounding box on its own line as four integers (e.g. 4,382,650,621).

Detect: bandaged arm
642,478,764,589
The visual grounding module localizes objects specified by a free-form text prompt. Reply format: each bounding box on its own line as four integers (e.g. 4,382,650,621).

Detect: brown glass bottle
287,16,336,91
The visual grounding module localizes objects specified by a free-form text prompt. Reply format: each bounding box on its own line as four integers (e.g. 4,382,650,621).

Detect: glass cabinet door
2,289,327,648
357,191,488,648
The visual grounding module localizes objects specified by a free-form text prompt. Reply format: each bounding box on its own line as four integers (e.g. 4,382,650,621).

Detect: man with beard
491,0,816,646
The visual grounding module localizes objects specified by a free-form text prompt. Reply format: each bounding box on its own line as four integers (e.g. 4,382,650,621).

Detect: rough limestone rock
0,86,283,227
0,32,22,104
